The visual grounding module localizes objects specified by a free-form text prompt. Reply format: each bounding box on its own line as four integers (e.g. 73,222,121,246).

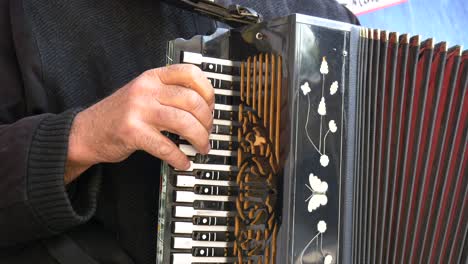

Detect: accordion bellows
353,31,467,264
157,14,467,264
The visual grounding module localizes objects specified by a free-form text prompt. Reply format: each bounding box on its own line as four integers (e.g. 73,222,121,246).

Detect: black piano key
192,216,234,226
192,231,234,242
176,138,237,151
194,185,238,196
191,155,236,165
208,77,239,90
190,262,235,264
214,94,241,106
194,170,235,181
193,200,235,211
201,62,239,75
209,140,238,151
191,263,235,264
211,124,233,135
192,247,234,257
213,109,234,120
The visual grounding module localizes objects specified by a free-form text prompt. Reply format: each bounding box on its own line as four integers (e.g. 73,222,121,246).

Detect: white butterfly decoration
305,173,328,212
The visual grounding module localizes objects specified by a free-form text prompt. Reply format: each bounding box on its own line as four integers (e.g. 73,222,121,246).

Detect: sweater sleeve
0,110,102,247
0,0,102,247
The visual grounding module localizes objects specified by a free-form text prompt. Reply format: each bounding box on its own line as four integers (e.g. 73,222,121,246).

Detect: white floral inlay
301,81,311,95
301,56,339,168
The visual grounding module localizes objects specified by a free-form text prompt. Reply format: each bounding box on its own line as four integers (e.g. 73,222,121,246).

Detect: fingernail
205,144,211,154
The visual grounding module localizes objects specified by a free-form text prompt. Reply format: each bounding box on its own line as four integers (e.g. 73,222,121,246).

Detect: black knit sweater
0,0,357,263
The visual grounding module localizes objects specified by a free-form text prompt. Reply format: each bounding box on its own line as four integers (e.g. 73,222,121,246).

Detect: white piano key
175,191,233,203
183,162,238,172
214,88,240,96
180,144,197,156
179,144,236,157
213,119,239,127
173,221,194,233
209,134,237,142
173,222,232,234
214,104,238,111
176,175,235,188
174,206,235,218
175,191,195,203
174,206,195,218
171,254,235,264
173,237,233,249
181,51,240,67
207,145,237,157
175,175,196,187
180,134,237,142
204,72,240,82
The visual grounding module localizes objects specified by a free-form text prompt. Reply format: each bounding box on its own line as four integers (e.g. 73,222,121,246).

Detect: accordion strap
163,0,262,28
43,235,100,264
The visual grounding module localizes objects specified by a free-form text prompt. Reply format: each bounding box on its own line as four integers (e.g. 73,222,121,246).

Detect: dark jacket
0,0,358,263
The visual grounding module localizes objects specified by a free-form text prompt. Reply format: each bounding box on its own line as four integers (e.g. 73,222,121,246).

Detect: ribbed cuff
27,109,102,233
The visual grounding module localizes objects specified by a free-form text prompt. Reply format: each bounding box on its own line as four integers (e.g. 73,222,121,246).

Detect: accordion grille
234,53,282,263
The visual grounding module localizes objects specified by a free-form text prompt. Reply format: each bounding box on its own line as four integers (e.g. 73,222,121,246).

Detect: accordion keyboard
165,51,282,264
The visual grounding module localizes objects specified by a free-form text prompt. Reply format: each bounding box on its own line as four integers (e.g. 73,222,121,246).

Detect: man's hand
65,64,214,184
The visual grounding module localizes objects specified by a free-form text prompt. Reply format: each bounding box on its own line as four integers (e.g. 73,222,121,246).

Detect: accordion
157,14,467,264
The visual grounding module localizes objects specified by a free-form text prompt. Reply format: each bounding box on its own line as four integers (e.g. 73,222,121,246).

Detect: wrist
65,111,96,183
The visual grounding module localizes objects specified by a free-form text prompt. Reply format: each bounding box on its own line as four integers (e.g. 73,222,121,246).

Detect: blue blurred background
356,0,468,47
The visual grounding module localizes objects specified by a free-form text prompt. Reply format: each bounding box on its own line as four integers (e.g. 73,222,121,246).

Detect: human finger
135,123,191,170
154,84,213,131
150,64,215,108
152,105,210,155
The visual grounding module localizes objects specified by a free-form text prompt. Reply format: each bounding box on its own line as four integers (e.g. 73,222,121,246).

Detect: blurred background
339,0,468,47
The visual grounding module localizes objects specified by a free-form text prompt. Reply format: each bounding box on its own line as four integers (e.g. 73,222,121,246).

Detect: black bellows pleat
417,45,461,263
384,33,409,264
352,30,468,264
352,28,365,264
377,32,398,264
372,30,388,264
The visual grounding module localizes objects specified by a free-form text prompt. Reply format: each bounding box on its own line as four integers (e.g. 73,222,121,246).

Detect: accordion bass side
157,14,467,264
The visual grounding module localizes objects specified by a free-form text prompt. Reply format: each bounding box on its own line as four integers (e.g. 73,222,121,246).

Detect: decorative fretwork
234,53,282,264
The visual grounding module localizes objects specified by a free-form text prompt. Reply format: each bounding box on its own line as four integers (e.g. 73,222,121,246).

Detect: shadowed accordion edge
156,14,467,264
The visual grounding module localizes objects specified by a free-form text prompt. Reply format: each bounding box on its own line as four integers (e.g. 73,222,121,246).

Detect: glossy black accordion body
157,14,467,264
